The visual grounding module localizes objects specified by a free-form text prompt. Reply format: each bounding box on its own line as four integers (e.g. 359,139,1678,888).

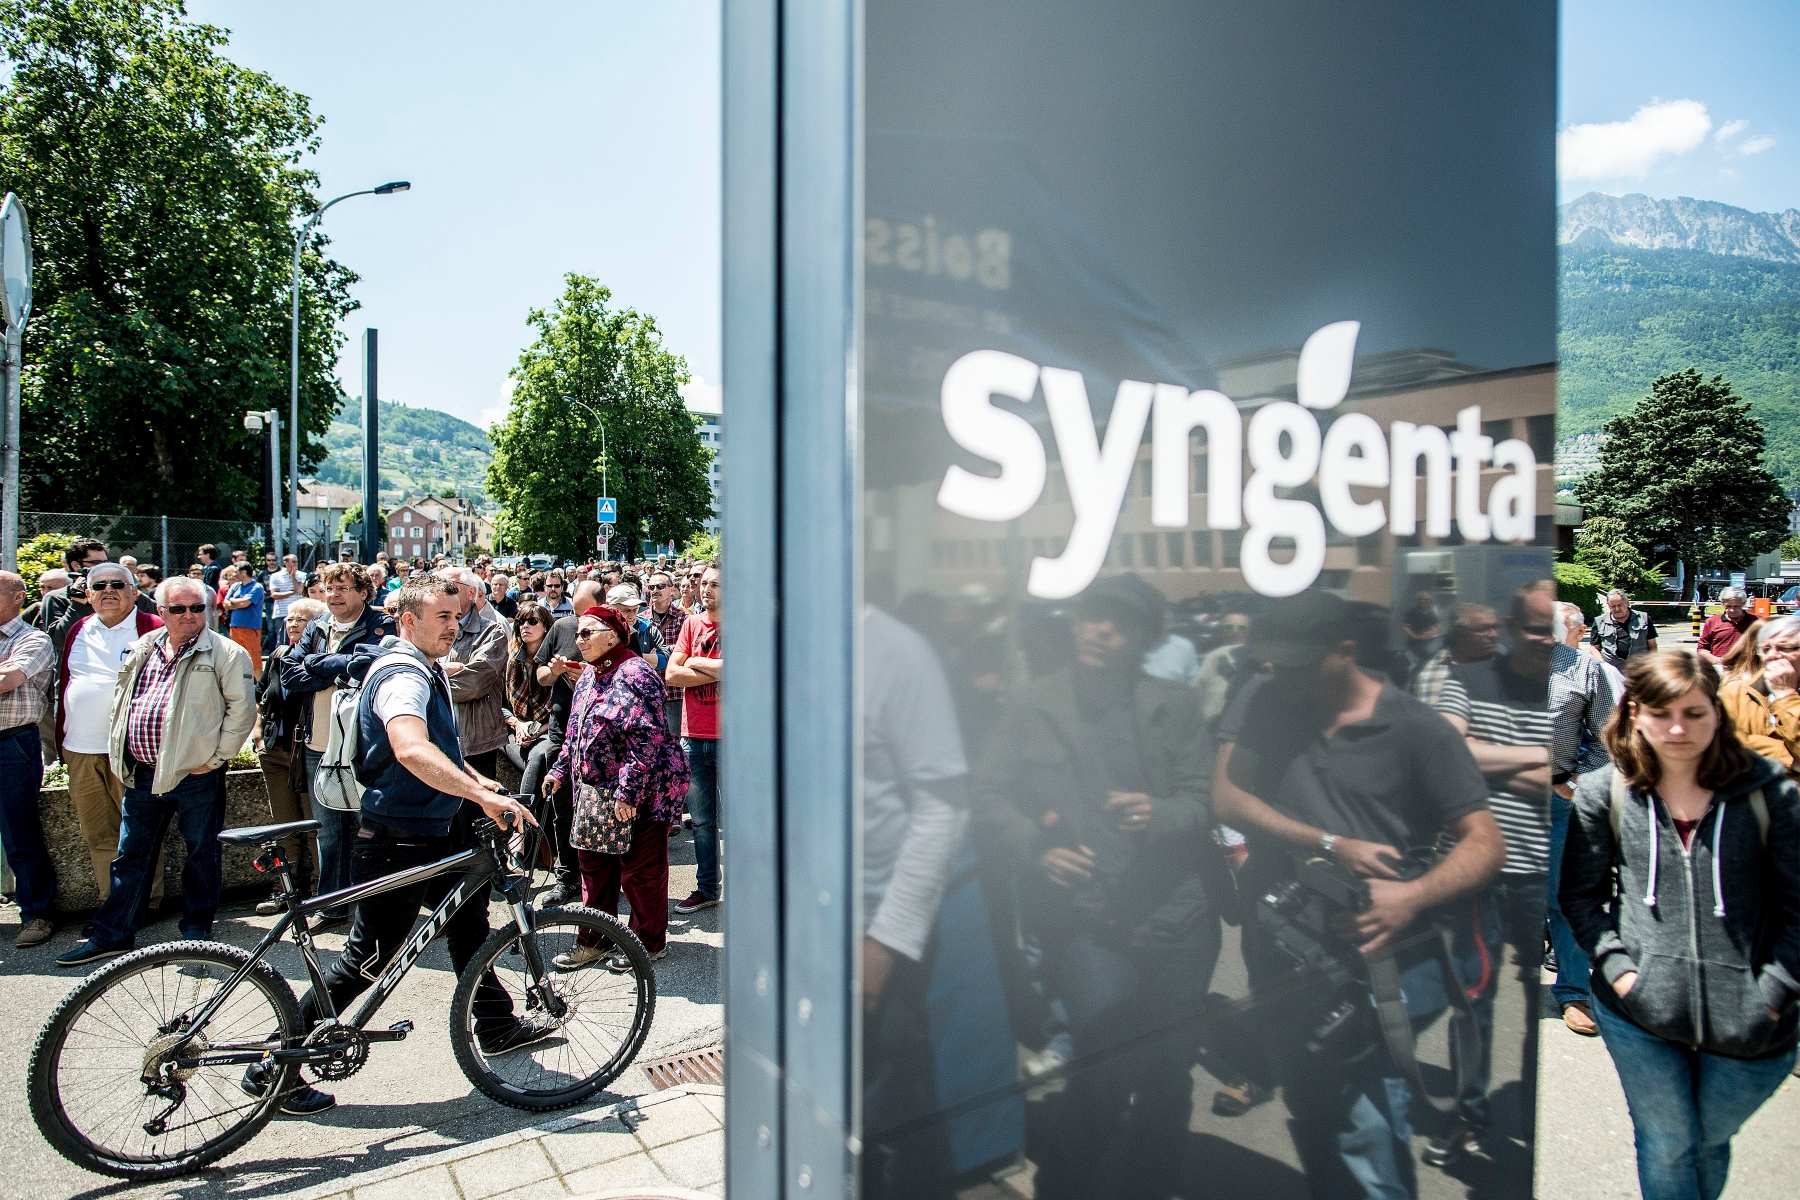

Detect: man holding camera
1213,590,1504,1200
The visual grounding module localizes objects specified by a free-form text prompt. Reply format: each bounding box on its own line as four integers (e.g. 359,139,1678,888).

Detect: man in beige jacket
57,576,256,966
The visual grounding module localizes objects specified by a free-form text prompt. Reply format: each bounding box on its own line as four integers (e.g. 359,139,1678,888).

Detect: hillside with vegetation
314,398,495,506
1557,215,1800,485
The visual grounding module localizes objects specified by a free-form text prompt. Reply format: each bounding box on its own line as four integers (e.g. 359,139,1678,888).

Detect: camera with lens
1255,847,1439,1064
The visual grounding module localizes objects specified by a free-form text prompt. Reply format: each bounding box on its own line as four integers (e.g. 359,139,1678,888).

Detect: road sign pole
1,325,19,571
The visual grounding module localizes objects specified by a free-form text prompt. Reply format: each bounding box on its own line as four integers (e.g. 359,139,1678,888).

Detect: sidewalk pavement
287,1085,724,1200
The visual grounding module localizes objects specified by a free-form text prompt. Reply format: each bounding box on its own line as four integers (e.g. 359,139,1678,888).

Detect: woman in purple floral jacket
544,606,689,970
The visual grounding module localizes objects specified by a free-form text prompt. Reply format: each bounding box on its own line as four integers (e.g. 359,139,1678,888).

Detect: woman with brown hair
1561,648,1799,1200
1717,614,1800,772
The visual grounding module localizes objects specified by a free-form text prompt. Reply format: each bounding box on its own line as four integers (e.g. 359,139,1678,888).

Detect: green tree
0,0,356,516
487,274,713,560
337,503,385,543
1572,515,1666,598
1575,369,1790,596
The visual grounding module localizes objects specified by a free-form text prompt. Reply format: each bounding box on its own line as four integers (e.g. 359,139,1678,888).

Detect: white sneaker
553,943,610,971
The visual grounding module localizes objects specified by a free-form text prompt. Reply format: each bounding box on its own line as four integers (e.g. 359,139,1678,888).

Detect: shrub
19,533,75,603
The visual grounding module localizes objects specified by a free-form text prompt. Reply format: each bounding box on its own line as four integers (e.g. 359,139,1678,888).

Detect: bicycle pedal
364,1020,413,1043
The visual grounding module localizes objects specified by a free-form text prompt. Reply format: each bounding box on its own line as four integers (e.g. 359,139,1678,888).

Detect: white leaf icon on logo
1296,320,1360,410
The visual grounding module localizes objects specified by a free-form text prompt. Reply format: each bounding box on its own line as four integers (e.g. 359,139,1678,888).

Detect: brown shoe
15,918,54,948
1562,1000,1599,1036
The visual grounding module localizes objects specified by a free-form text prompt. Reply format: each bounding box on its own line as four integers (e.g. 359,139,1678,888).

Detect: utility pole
362,329,380,564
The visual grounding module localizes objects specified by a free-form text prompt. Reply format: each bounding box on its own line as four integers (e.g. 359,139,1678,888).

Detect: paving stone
450,1139,559,1200
648,1130,725,1189
632,1094,720,1149
354,1166,463,1200
539,1121,645,1174
562,1151,672,1194
697,1093,724,1122
488,1177,574,1200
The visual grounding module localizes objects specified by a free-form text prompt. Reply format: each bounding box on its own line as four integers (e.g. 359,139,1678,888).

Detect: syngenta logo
935,322,1539,599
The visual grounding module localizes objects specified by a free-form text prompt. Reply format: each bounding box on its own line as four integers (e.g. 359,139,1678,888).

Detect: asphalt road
0,830,721,1200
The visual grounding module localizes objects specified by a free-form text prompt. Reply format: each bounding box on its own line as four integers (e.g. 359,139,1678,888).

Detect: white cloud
1558,99,1712,180
1739,135,1777,155
480,377,516,430
681,374,722,416
1715,118,1749,143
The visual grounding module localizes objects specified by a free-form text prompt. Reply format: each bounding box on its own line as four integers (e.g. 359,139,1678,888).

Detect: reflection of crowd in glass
863,575,1799,1200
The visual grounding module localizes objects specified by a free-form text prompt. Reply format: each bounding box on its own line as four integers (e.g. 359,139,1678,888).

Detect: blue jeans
0,726,53,922
684,736,720,899
308,748,357,915
1547,793,1592,1006
1594,998,1796,1200
90,767,227,947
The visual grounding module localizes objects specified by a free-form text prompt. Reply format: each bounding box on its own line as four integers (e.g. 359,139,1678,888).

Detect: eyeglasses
574,628,609,640
1518,624,1556,638
89,580,132,591
161,604,206,615
1220,622,1249,631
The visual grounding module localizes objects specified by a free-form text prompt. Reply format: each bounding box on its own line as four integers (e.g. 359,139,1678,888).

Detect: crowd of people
857,577,1796,1200
0,537,724,1114
4,528,1797,1198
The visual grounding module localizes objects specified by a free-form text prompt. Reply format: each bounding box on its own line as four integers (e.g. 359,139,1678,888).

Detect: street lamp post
288,181,410,559
562,394,609,555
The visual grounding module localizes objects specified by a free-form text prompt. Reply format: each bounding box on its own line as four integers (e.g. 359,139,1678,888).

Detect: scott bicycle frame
165,817,540,1072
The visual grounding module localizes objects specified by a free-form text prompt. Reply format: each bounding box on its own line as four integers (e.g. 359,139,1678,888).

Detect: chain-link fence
18,511,272,575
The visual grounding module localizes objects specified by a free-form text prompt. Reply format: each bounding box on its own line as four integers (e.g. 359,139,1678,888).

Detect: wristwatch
1318,832,1337,857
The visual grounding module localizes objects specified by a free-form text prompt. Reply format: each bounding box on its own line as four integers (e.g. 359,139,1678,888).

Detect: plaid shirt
652,605,688,698
126,633,200,767
0,615,55,729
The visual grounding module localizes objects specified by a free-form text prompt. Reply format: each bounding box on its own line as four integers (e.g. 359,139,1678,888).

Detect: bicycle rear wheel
28,941,302,1179
450,905,655,1110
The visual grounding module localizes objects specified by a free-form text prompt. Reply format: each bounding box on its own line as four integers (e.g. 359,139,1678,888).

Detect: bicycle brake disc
304,1023,370,1082
141,1029,208,1085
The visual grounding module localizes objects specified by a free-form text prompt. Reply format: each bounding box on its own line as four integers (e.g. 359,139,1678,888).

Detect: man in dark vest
243,578,543,1115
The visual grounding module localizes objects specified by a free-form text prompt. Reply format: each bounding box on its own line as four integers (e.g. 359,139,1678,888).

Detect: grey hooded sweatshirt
1561,755,1800,1059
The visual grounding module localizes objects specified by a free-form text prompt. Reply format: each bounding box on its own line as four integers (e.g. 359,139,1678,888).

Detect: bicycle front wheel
450,905,655,1110
28,941,302,1179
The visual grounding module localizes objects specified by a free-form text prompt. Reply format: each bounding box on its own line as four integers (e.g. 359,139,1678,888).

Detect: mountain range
1559,191,1800,264
1556,193,1800,485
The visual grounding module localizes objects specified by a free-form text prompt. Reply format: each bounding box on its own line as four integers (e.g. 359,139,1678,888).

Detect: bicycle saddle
218,820,322,845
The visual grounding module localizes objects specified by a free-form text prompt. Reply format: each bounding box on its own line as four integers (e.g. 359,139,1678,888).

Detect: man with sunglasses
57,576,256,967
1195,610,1252,726
53,563,169,915
647,572,687,735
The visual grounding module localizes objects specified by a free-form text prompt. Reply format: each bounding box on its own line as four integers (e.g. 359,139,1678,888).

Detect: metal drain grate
641,1044,724,1090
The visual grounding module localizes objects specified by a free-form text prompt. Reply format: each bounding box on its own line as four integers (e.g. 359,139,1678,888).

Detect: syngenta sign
935,322,1538,599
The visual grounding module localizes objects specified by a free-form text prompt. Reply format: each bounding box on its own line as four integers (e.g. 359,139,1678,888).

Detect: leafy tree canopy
0,0,356,516
487,274,712,561
1575,368,1789,590
1571,515,1666,599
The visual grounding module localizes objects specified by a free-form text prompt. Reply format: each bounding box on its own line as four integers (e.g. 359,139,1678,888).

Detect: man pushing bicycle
244,577,545,1115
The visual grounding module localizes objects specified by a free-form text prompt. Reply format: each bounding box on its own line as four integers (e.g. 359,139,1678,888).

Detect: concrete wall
40,769,278,915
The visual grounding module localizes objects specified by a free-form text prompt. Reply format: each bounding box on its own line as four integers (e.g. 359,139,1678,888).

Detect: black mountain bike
28,805,655,1180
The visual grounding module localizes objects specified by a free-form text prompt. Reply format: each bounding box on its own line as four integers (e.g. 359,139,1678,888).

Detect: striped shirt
0,615,54,729
126,633,200,767
1435,654,1552,876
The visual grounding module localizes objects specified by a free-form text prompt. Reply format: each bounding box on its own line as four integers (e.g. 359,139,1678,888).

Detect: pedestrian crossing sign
596,497,617,523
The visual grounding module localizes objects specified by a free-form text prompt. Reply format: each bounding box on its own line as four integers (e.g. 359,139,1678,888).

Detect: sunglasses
574,627,612,640
89,580,132,591
162,603,207,615
1220,622,1249,631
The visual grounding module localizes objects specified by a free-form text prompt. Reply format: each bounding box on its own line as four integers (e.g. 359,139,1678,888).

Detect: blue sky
188,0,721,429
186,1,1795,428
1560,0,1800,212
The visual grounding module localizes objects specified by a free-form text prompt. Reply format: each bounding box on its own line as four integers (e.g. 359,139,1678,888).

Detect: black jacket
971,666,1218,947
276,605,398,747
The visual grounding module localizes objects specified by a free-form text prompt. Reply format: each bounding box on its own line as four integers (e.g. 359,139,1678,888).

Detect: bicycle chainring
304,1023,370,1082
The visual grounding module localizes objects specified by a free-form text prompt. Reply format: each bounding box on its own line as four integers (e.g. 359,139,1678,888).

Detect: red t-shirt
1697,612,1754,659
674,616,720,739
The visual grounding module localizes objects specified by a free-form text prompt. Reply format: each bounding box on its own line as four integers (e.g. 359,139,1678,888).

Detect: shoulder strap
1609,768,1627,842
1748,788,1770,848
